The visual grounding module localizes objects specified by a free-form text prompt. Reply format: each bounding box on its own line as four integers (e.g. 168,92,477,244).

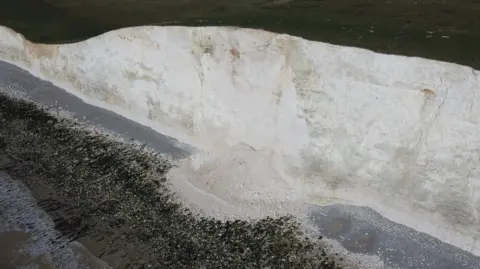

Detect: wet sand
1,61,479,268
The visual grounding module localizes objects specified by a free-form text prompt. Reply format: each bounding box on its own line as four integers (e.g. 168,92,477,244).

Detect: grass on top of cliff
1,0,479,69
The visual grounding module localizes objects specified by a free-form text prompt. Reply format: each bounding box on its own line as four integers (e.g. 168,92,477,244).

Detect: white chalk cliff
0,26,479,255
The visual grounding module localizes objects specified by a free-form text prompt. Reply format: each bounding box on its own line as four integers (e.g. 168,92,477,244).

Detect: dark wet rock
0,155,12,169
344,232,375,254
324,217,351,237
308,204,480,269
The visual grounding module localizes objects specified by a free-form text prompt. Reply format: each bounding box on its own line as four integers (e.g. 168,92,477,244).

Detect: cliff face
0,25,479,255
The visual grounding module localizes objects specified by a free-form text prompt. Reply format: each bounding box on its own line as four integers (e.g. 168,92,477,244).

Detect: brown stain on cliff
27,42,57,59
229,47,240,59
422,88,435,96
